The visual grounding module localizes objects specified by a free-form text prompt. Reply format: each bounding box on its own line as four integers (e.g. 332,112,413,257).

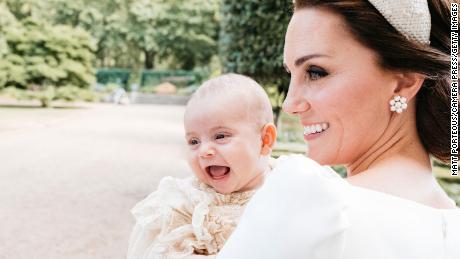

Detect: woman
217,0,459,258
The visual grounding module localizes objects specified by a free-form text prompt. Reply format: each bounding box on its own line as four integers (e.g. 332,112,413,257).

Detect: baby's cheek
187,154,200,172
186,148,199,160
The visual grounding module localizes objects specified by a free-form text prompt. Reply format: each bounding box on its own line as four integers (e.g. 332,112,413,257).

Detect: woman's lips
303,122,329,140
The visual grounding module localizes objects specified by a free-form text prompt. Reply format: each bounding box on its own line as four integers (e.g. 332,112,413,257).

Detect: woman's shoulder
266,154,347,198
218,155,350,258
270,154,458,214
261,154,349,223
219,155,460,258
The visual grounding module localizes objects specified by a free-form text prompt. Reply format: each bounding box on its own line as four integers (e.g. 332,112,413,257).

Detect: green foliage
1,0,47,21
438,179,460,206
96,68,131,88
1,86,24,99
153,0,219,70
55,85,84,101
0,2,96,92
140,70,205,88
1,86,55,107
0,3,24,88
48,0,131,68
47,0,220,70
96,68,207,89
331,165,347,178
2,0,220,71
219,0,292,123
126,0,219,70
1,85,98,107
433,159,450,168
103,83,123,93
28,86,55,107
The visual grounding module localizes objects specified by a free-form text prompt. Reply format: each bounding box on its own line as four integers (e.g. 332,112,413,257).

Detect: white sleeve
217,155,349,259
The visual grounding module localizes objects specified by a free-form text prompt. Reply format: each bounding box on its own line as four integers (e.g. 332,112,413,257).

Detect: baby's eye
306,66,328,81
188,138,200,145
215,133,231,141
215,133,226,140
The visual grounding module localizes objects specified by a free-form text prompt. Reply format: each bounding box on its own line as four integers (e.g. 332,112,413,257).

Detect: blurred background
0,0,457,258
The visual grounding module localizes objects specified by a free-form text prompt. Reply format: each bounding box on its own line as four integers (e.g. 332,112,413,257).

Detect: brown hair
294,0,452,163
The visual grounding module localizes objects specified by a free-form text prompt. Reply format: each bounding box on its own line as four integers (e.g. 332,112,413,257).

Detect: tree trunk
144,50,155,69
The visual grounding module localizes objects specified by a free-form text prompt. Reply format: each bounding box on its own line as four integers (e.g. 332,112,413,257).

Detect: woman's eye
306,66,328,81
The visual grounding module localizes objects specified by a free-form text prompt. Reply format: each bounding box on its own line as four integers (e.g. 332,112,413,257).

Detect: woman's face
283,8,398,165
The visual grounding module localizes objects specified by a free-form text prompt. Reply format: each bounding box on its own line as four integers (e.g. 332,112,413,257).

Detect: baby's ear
261,123,277,156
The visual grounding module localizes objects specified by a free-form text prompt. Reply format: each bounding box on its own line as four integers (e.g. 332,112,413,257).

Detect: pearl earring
389,95,408,113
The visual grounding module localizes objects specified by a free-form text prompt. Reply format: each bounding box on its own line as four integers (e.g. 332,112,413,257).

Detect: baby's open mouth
206,165,230,180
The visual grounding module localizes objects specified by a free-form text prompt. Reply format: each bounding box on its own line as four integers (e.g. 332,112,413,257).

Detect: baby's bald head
185,74,273,129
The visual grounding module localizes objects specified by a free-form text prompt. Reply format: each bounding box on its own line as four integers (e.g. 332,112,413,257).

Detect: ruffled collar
193,178,256,206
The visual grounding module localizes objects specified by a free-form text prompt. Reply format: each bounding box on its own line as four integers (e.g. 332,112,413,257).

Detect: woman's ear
260,123,277,156
392,72,426,101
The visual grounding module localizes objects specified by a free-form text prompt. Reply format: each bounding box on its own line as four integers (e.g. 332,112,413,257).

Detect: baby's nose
199,145,215,158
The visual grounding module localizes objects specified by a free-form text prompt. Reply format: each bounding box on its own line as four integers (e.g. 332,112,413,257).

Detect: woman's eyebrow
284,53,329,71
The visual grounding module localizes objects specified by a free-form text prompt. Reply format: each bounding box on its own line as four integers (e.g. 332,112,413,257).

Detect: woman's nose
282,83,310,115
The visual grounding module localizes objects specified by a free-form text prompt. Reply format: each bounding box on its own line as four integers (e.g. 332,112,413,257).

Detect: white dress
217,155,460,259
127,176,255,259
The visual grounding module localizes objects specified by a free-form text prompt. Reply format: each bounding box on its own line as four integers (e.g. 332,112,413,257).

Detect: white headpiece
368,0,431,44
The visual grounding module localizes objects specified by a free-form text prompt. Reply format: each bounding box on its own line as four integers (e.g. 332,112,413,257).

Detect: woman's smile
303,122,330,141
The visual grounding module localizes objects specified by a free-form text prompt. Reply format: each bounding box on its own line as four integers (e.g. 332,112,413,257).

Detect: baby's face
184,99,267,194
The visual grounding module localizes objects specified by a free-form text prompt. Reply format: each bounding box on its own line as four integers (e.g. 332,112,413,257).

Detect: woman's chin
307,152,333,165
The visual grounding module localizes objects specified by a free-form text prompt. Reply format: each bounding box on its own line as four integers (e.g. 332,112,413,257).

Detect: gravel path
0,103,190,259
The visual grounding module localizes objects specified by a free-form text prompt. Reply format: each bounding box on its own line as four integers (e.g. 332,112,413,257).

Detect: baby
127,73,277,259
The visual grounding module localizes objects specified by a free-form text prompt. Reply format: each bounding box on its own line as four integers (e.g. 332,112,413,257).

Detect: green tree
125,0,162,69
127,0,219,70
219,1,292,124
0,2,98,106
47,0,219,70
154,0,219,70
1,18,95,89
0,2,96,90
49,0,131,68
1,0,220,88
0,0,46,20
0,3,23,88
0,3,28,88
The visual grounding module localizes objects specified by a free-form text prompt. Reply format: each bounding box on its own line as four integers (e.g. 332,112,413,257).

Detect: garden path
0,103,189,259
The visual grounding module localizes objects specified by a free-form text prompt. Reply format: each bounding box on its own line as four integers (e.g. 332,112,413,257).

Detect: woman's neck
346,114,431,176
343,116,457,209
345,154,455,209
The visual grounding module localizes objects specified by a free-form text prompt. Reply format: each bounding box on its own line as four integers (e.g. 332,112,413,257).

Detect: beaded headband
368,0,431,44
